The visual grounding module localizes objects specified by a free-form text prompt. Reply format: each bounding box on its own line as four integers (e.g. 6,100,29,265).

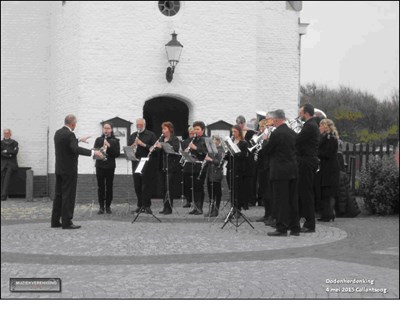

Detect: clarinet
197,157,208,180
148,134,164,157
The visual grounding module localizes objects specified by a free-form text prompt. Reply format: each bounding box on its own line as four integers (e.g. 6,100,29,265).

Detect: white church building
1,1,307,201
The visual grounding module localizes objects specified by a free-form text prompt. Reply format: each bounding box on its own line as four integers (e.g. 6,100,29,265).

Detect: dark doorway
143,96,189,199
143,97,189,139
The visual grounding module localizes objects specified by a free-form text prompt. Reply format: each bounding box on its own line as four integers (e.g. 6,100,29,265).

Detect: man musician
127,118,157,214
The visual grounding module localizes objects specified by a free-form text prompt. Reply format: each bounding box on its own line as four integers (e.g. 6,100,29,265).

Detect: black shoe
106,207,112,214
256,217,267,222
317,217,335,222
163,209,172,215
1,195,7,201
183,202,191,208
159,208,167,214
300,227,315,233
267,230,288,237
131,207,141,214
62,224,81,229
97,208,105,215
188,209,196,215
209,207,219,217
289,231,300,236
193,210,203,215
51,223,62,228
144,207,153,214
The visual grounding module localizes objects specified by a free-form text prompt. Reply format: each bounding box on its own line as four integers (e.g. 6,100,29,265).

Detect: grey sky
301,1,399,101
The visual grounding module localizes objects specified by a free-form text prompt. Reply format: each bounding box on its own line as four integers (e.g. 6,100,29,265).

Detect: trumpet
248,126,275,154
286,117,303,134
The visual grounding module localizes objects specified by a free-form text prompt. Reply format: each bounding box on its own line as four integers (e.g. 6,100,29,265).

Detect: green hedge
360,156,399,215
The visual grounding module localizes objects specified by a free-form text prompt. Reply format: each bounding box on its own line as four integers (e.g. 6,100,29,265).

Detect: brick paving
1,198,399,299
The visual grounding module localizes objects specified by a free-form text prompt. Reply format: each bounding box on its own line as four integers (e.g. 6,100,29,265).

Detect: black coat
127,129,157,159
226,140,249,176
182,135,208,173
206,145,224,182
295,118,320,165
54,126,92,175
318,133,339,188
93,135,120,169
1,139,19,171
158,135,181,173
262,124,297,181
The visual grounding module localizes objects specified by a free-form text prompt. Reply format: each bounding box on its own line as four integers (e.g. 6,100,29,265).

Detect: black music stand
129,148,161,223
221,140,254,231
201,138,218,220
181,151,202,214
161,143,181,215
123,146,138,215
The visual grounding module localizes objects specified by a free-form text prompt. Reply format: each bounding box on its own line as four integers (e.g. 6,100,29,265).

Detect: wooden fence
341,142,398,193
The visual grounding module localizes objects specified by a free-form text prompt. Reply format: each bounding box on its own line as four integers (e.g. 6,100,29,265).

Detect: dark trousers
207,180,222,208
96,167,115,208
51,173,78,227
161,170,176,210
1,166,16,197
298,159,318,230
258,169,272,218
193,173,205,210
271,179,300,233
228,171,247,210
133,173,152,208
183,171,192,203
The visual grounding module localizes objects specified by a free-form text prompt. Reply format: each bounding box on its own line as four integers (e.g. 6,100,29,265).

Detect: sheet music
134,157,149,174
223,136,241,155
123,146,138,161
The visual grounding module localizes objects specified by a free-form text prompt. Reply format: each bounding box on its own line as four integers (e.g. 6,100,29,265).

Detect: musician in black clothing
187,121,207,215
226,125,250,211
152,122,180,215
93,122,120,214
127,118,157,214
1,129,19,201
255,118,274,225
296,103,320,233
181,126,195,208
262,110,300,236
236,115,256,208
204,136,224,217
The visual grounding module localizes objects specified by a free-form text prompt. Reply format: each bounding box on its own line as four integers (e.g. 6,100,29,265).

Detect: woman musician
204,135,224,217
93,122,120,214
226,125,250,211
152,122,180,215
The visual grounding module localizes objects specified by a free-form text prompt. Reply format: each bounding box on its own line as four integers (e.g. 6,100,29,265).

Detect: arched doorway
143,96,189,139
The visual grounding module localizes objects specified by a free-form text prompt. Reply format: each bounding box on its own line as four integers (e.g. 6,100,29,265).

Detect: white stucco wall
1,1,302,176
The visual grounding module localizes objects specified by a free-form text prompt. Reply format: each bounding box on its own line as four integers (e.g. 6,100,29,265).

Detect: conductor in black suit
262,109,300,236
296,103,320,233
1,129,19,201
51,114,105,229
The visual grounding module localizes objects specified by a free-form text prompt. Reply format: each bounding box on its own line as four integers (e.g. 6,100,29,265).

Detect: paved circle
1,220,347,257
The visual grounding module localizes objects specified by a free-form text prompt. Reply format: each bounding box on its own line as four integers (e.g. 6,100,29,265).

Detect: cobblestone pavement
1,198,399,299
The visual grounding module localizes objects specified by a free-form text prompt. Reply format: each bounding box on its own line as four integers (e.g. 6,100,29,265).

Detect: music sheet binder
180,151,200,164
161,143,180,156
123,146,138,161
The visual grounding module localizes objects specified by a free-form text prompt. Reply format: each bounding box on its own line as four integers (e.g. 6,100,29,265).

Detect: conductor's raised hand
79,136,91,144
